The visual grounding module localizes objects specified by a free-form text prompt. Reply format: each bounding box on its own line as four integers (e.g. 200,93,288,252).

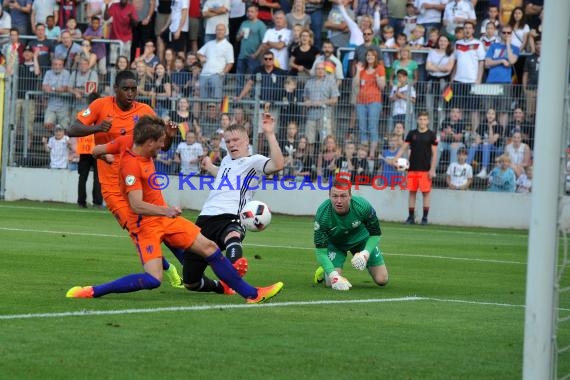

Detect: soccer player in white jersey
183,113,284,293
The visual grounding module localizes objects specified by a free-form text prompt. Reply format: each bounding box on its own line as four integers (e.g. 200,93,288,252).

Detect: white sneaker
476,168,488,178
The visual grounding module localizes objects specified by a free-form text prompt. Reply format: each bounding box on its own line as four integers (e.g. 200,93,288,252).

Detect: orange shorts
130,217,201,265
407,171,432,193
102,189,131,229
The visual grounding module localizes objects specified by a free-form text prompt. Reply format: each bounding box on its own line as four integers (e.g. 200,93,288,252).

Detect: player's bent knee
184,281,201,291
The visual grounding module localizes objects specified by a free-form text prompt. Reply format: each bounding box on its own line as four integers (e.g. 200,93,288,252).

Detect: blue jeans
467,143,501,169
436,141,464,169
356,102,382,145
389,17,404,36
309,10,323,49
236,56,260,96
199,74,223,99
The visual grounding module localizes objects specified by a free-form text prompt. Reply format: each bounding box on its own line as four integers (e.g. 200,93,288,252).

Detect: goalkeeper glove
329,271,352,291
351,250,370,271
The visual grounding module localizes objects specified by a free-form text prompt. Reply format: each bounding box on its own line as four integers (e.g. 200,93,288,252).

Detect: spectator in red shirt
104,0,138,61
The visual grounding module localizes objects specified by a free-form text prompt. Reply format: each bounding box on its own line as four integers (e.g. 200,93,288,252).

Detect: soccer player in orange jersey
67,70,184,288
66,115,284,303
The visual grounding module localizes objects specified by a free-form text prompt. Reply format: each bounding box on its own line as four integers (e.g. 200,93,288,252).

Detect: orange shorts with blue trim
406,171,432,193
102,189,130,229
129,217,201,265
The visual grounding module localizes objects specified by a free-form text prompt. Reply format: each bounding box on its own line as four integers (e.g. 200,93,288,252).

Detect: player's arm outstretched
351,201,382,271
261,113,285,174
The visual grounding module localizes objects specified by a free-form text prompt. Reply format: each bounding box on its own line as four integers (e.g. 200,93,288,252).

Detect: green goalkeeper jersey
313,195,382,253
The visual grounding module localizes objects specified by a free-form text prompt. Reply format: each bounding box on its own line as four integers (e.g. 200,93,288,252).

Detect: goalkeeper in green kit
313,180,389,291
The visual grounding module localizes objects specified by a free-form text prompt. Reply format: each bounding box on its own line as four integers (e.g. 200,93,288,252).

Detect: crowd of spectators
0,0,553,192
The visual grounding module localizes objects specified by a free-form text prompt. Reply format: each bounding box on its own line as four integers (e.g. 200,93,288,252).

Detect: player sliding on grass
66,115,283,302
313,181,389,290
191,111,284,285
68,70,184,288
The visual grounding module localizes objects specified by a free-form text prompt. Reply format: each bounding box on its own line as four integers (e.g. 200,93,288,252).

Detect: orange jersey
119,148,167,230
76,96,154,188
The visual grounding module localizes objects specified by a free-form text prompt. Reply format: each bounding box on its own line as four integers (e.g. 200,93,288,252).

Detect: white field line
0,204,528,237
0,226,526,265
1,296,568,321
0,296,425,320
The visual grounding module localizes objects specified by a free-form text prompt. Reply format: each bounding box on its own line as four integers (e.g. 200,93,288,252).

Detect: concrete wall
5,167,569,229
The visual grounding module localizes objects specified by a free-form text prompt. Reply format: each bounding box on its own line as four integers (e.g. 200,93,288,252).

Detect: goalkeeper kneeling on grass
313,180,389,290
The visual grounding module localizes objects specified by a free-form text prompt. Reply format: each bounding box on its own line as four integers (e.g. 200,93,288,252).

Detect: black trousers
78,154,102,206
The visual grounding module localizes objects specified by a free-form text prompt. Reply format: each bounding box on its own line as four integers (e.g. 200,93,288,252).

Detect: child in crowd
282,121,300,177
425,27,440,49
42,125,70,169
446,147,473,190
64,18,82,39
155,146,176,174
480,5,500,37
516,166,533,193
380,25,397,76
481,22,499,51
377,133,401,187
403,3,418,39
390,69,416,125
45,15,61,39
488,154,516,192
335,141,356,180
409,25,426,81
355,143,371,177
454,26,464,42
175,131,204,174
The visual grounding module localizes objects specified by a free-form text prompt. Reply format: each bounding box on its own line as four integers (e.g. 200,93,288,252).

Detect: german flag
221,96,230,113
178,122,190,140
442,85,453,102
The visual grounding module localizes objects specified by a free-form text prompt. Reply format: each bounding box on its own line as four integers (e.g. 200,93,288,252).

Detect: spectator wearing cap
42,125,70,169
235,51,287,103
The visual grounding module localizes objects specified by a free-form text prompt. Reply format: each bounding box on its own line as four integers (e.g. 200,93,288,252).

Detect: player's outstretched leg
66,272,161,298
186,235,284,303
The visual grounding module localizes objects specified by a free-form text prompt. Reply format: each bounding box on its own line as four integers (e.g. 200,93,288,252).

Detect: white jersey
200,154,270,216
446,162,473,188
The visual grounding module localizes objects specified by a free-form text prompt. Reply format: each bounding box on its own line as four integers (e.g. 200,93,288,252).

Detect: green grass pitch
0,200,568,380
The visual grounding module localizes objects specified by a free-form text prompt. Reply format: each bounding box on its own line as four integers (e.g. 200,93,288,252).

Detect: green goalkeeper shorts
327,242,384,270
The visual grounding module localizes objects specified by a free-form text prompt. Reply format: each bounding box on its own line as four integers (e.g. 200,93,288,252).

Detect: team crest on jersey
125,175,136,186
328,251,336,261
352,220,361,228
133,115,139,123
81,108,91,117
314,221,320,231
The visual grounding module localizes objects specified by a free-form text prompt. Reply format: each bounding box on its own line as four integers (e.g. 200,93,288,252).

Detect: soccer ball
396,158,410,172
240,200,272,232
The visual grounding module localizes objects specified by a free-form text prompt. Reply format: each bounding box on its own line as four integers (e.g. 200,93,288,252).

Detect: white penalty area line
0,226,526,265
0,296,424,320
3,296,566,321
